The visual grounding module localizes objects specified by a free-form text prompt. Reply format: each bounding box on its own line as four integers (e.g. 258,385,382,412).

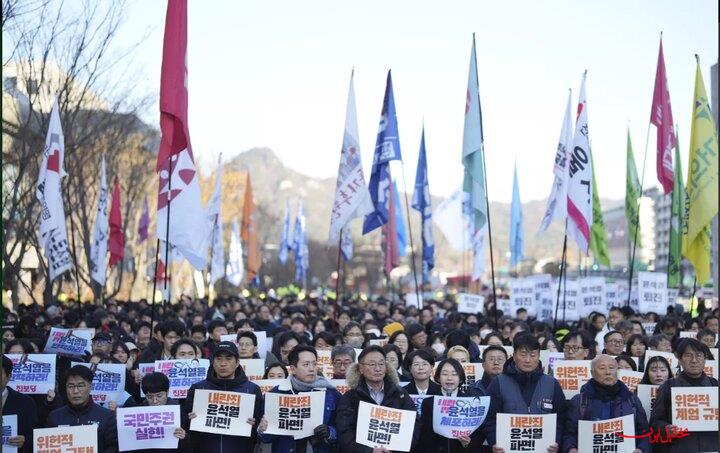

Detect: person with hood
46,365,118,453
1,355,38,453
483,333,565,453
184,341,263,453
562,354,648,453
257,344,343,452
336,345,421,452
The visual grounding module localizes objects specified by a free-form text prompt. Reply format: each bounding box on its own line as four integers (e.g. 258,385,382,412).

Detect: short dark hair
342,321,362,337
404,323,425,339
142,372,170,394
288,344,317,366
404,348,434,370
563,330,593,349
603,330,623,342
357,345,385,363
263,363,288,379
625,334,648,355
313,331,338,348
134,321,152,333
434,358,466,383
160,320,186,338
64,365,94,385
482,345,508,361
696,329,716,342
615,354,637,371
170,339,198,358
445,329,471,350
675,338,712,360
237,331,258,346
207,320,226,335
513,332,540,352
190,325,207,336
2,355,13,377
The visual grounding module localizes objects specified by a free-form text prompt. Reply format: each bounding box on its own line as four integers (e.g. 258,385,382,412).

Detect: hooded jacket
336,363,421,453
47,399,118,453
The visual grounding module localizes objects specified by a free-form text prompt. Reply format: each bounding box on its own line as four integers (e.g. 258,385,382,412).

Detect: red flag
109,177,125,267
650,38,675,194
383,181,400,276
241,175,261,281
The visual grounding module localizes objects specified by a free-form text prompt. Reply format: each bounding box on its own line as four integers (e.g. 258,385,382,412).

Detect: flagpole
68,216,83,301
627,122,652,305
399,163,422,303
334,229,342,317
553,222,568,329
150,238,160,329
163,158,172,307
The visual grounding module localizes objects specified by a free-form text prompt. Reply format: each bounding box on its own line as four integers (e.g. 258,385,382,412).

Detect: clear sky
107,1,718,202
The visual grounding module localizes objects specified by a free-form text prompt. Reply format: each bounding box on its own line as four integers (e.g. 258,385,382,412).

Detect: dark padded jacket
47,400,118,453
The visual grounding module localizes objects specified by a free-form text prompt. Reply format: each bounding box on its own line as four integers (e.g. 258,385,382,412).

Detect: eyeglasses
411,362,430,369
237,342,255,348
484,357,505,364
606,339,624,345
333,360,353,368
66,383,89,392
361,361,386,369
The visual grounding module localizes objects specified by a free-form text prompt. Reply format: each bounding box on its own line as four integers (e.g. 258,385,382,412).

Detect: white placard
554,360,591,398
316,349,334,378
553,280,579,321
539,351,565,374
457,293,485,314
617,369,643,393
155,359,210,399
579,277,606,318
5,353,56,394
72,362,126,407
238,359,265,381
117,404,180,451
666,288,679,305
43,328,92,357
638,272,667,314
460,362,484,390
355,401,416,452
636,384,660,420
496,413,556,453
328,379,350,395
189,389,255,436
34,425,97,453
250,379,285,394
671,386,719,431
2,414,17,453
531,274,554,321
604,282,619,313
510,278,536,316
263,391,325,439
644,350,678,374
405,293,422,309
578,414,635,453
432,396,490,438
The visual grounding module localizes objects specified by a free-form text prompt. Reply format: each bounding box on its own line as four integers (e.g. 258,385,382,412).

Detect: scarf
290,375,336,392
591,379,622,402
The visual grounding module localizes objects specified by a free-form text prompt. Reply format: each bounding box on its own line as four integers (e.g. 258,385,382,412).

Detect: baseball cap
213,341,239,359
92,332,112,342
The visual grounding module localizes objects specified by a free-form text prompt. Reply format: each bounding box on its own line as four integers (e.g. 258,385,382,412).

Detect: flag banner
89,156,108,284
650,38,676,194
356,401,416,452
363,71,403,234
668,139,684,288
237,359,265,381
671,387,718,431
393,179,408,257
509,164,524,268
589,149,610,267
637,384,660,420
279,200,291,264
411,128,435,283
190,389,255,437
36,99,72,281
433,189,468,251
250,379,285,394
328,379,350,395
510,279,536,317
554,360,591,399
382,182,400,276
408,394,430,415
467,200,488,282
117,405,180,451
72,362,126,406
34,425,97,453
578,414,635,453
138,196,149,243
637,272,667,314
625,132,642,250
496,413,556,453
529,274,554,321
43,328,92,357
2,414,17,453
293,199,309,283
264,391,325,439
109,177,125,267
457,293,484,314
155,359,210,399
220,331,268,358
226,220,244,286
432,396,490,439
316,349,334,378
552,279,580,322
340,228,353,261
329,71,373,243
5,353,56,394
242,175,261,281
567,72,593,253
539,91,572,233
206,156,225,285
578,277,605,318
617,369,643,393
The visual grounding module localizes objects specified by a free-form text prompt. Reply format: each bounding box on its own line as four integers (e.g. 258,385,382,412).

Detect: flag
683,59,718,284
393,179,407,257
226,220,244,286
242,175,261,281
462,36,488,231
411,128,435,284
89,157,109,284
567,72,593,254
363,70,403,234
462,192,487,281
108,177,125,267
625,130,642,251
509,163,524,268
36,98,72,281
329,70,373,243
138,196,149,243
650,38,676,194
340,228,353,261
538,90,573,233
433,189,468,251
668,135,684,288
383,181,400,276
279,199,291,265
589,148,610,267
293,199,309,283
156,0,207,270
206,156,225,285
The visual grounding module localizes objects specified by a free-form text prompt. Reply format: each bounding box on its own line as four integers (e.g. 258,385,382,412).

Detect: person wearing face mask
403,349,441,396
562,355,648,453
343,321,366,349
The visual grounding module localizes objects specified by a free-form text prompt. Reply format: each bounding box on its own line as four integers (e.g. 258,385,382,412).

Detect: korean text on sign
117,405,180,451
432,396,490,439
554,361,591,398
5,354,56,394
190,389,255,437
155,359,209,399
43,328,92,357
578,414,635,453
496,413,556,453
671,387,719,431
263,391,324,439
2,414,17,453
355,401,416,452
33,425,97,453
71,362,126,406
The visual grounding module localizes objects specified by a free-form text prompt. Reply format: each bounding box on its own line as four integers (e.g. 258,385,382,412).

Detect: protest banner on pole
356,401,416,452
617,369,643,393
34,425,97,453
2,414,17,453
189,389,255,436
72,362,126,406
250,379,285,394
636,384,660,420
671,387,719,431
238,359,265,381
316,349,334,378
510,278,536,316
432,396,490,438
554,360,591,398
117,405,180,451
457,293,484,314
638,272,667,314
43,328,92,357
263,391,324,439
5,354,56,394
578,414,635,453
155,359,210,399
496,413,556,453
579,277,605,317
328,379,350,395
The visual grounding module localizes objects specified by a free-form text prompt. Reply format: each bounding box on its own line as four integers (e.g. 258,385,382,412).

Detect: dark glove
313,424,331,443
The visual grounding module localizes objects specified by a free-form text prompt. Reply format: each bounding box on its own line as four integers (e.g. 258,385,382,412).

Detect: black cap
92,332,112,342
213,341,239,359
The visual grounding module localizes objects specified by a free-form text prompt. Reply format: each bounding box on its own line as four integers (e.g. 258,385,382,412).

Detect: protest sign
539,351,565,374
530,274,554,321
457,293,484,314
405,293,421,309
5,354,56,394
671,386,719,431
496,413,556,453
553,280,579,321
579,277,606,318
238,359,265,381
328,379,350,395
356,401,416,452
554,360,591,398
155,359,209,399
605,282,620,313
43,328,92,357
638,272,667,314
510,278,536,316
369,338,389,347
432,396,490,439
264,391,325,439
316,349,334,378
460,363,483,391
495,297,513,317
221,331,268,358
408,394,431,415
72,362,126,406
644,350,677,374
138,363,157,398
667,287,679,305
680,360,718,380
117,405,180,451
34,425,97,453
636,384,660,420
190,389,255,436
617,369,643,393
578,414,635,453
251,379,285,394
2,414,17,453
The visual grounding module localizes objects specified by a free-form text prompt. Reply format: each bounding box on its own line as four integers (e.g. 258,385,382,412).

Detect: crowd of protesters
2,290,719,453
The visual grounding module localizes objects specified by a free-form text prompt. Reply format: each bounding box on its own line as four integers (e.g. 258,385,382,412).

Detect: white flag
433,189,470,252
470,224,488,281
328,71,373,244
89,156,109,285
538,90,573,233
226,220,244,286
36,98,72,281
206,155,225,285
567,72,593,253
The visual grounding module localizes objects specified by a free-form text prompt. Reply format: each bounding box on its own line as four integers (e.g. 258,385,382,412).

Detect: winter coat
47,400,118,453
402,379,442,396
563,379,650,453
3,387,39,453
414,390,486,453
336,363,421,453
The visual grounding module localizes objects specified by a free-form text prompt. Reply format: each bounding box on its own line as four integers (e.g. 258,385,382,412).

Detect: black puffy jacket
47,400,117,453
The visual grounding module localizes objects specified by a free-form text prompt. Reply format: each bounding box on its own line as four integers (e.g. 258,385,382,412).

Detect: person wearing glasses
473,345,507,394
336,345,421,452
601,331,625,356
46,365,118,453
330,344,356,379
403,349,442,396
649,338,719,452
562,330,592,361
133,372,187,451
482,333,565,453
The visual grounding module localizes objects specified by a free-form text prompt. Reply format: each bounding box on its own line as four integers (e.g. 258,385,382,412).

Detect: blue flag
509,163,524,268
293,199,309,283
393,179,407,257
363,70,403,234
279,199,291,265
340,228,353,261
411,128,435,284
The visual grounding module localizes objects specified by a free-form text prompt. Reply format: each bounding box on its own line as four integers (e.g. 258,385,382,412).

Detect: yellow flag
683,59,718,284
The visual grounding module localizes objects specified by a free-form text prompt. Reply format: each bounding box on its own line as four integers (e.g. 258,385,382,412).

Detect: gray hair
331,344,356,362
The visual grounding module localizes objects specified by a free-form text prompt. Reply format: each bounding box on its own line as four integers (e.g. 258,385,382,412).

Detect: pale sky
80,1,720,202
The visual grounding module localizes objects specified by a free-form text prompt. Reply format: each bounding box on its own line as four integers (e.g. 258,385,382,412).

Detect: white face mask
431,343,446,355
347,337,364,348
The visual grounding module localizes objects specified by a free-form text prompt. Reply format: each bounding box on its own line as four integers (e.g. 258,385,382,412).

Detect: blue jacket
563,379,650,453
47,400,117,453
258,379,342,453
